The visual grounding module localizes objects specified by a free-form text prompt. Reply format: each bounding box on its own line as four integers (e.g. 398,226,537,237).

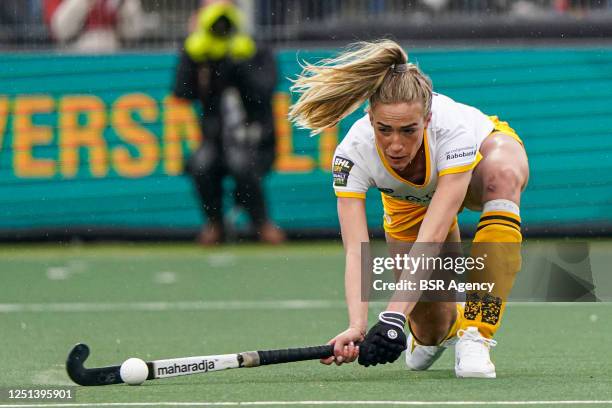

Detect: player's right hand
321,327,365,366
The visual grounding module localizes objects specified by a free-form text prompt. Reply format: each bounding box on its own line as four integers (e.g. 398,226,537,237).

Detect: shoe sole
455,369,496,379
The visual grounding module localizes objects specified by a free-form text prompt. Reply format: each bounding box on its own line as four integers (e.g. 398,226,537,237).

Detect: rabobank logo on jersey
443,146,477,162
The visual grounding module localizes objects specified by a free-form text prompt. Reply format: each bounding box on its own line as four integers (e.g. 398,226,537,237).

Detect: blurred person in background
0,0,44,46
173,0,285,246
43,0,151,53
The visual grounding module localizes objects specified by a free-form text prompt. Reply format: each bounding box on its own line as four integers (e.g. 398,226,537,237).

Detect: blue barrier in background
0,48,610,235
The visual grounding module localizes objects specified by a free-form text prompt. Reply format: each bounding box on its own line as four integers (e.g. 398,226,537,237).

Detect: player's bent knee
481,164,524,198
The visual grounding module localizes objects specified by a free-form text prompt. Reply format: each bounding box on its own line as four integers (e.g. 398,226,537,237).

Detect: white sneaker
405,331,456,371
455,326,497,379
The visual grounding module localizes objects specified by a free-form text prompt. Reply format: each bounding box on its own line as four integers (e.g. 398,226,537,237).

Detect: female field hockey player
289,40,528,378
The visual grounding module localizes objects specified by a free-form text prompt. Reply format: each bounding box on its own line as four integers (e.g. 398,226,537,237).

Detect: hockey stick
66,342,334,386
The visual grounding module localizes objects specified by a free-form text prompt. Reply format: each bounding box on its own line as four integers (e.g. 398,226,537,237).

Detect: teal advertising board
0,48,611,234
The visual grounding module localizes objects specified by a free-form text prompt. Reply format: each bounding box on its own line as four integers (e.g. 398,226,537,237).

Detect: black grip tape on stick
257,344,334,365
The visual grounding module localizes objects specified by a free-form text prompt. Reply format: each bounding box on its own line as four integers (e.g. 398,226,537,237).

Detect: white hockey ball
120,357,148,385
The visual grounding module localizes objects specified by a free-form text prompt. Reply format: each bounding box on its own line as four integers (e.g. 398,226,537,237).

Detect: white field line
1,401,612,407
0,300,346,313
0,301,609,314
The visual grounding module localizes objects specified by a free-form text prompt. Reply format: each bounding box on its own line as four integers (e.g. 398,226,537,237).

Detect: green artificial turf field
1,242,611,407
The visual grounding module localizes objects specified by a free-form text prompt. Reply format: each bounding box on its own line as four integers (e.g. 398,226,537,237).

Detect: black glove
358,311,407,367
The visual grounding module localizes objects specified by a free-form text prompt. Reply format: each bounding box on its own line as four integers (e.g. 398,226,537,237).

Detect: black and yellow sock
462,199,522,339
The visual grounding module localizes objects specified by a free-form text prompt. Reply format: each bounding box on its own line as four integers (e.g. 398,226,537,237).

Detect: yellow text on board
0,92,338,179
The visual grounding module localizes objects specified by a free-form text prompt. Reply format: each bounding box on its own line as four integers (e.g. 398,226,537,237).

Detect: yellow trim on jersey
488,116,523,145
375,129,431,188
335,191,366,199
438,152,483,177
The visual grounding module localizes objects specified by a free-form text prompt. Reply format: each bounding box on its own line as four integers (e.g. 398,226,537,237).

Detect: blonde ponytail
289,40,432,135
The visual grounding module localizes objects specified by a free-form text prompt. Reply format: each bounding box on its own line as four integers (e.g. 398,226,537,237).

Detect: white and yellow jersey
332,93,495,206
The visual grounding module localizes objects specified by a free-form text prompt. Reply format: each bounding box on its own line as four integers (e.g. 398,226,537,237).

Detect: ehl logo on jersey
333,156,355,187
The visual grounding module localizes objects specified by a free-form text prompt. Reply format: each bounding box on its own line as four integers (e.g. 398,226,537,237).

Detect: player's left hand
358,311,407,367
